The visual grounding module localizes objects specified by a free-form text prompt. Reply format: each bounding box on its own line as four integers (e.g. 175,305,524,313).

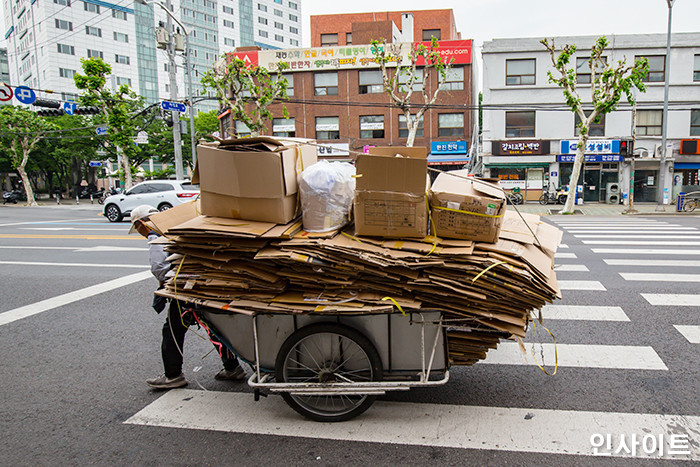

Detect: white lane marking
555,252,577,259
567,229,697,233
584,240,700,246
576,235,700,239
642,294,700,306
620,273,700,282
558,280,606,290
0,246,147,252
555,223,670,227
540,305,630,321
0,218,78,227
605,259,700,267
76,246,147,252
0,261,148,268
125,390,697,460
0,271,152,327
19,227,75,231
593,249,700,255
674,325,700,344
482,342,667,370
559,244,568,248
20,227,127,231
554,264,589,272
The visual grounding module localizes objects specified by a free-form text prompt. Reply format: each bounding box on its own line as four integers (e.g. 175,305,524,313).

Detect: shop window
399,114,424,138
691,110,700,136
273,118,295,137
636,55,665,82
360,115,385,139
636,110,662,136
694,55,700,81
314,72,338,96
422,29,440,41
440,66,464,91
506,59,535,85
576,56,606,84
320,33,338,47
506,111,535,137
316,116,339,140
358,70,383,94
575,112,605,136
438,113,464,137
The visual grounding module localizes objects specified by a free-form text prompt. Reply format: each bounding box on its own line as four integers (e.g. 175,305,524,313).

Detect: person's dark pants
161,300,240,378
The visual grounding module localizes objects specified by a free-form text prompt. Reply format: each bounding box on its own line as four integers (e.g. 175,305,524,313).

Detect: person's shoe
146,373,188,390
214,366,246,381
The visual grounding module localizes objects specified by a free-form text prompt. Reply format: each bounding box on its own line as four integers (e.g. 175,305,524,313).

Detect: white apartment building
482,33,700,204
3,0,302,112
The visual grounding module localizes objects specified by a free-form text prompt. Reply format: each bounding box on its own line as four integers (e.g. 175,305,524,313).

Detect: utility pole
165,0,184,180
657,0,675,211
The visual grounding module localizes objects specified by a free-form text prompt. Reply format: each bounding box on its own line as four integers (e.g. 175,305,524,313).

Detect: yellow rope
471,261,507,283
431,204,505,219
529,312,558,375
424,195,438,256
172,255,208,342
381,296,407,316
341,231,364,243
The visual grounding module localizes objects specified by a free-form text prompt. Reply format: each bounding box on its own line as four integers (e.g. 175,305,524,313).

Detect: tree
194,109,221,141
0,105,57,205
542,36,649,214
74,57,145,189
371,37,454,147
201,56,289,137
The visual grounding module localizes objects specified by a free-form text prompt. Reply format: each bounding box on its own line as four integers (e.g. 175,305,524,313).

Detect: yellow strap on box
431,204,505,219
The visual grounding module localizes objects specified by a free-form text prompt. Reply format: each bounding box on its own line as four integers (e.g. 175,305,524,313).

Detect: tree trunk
16,165,37,206
119,147,133,189
561,134,589,214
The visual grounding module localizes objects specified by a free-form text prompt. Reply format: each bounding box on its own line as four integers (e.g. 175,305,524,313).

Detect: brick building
220,10,475,169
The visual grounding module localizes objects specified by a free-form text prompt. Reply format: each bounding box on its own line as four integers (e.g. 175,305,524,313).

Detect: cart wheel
275,323,383,422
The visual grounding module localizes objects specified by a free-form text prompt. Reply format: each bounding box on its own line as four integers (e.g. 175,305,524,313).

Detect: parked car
102,180,199,222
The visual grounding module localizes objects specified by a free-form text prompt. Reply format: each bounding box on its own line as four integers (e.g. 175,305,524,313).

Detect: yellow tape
471,261,507,283
424,195,438,256
529,313,558,376
381,296,407,316
341,231,364,243
431,204,505,219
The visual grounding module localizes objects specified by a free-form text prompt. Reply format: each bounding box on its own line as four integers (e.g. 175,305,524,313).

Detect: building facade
0,47,9,106
482,33,700,204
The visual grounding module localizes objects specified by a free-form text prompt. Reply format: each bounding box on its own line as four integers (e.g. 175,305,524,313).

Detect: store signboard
560,139,621,155
317,143,349,157
430,141,467,155
493,140,548,155
557,154,623,163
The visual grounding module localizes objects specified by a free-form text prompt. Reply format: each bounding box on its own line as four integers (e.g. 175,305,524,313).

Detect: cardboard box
192,137,317,223
429,171,506,243
353,146,428,238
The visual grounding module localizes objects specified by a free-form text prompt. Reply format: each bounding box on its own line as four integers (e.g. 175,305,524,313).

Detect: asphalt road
0,204,698,465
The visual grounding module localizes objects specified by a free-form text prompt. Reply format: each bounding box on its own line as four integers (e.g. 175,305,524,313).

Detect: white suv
103,180,199,222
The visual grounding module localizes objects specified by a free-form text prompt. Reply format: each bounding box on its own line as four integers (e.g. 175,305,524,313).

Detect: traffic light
619,139,633,157
37,108,64,117
74,106,100,115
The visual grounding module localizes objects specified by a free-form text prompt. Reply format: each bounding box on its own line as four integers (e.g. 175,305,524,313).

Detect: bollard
76,194,79,205
90,194,94,204
56,194,60,205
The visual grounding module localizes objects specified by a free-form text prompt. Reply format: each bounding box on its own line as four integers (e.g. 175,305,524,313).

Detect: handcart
193,307,450,422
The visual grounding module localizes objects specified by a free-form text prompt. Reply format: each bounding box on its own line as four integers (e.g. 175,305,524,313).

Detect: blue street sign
14,85,36,105
95,126,108,135
161,100,186,113
88,161,102,167
63,101,76,115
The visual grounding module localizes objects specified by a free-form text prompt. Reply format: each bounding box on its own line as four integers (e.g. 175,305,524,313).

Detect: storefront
484,140,552,201
675,139,700,197
428,141,469,182
557,139,624,203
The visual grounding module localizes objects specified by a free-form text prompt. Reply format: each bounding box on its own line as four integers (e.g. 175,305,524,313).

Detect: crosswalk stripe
555,264,589,272
559,244,569,248
541,305,629,321
584,240,700,246
592,249,700,255
124,389,698,460
558,280,606,290
621,273,700,282
0,261,148,269
641,294,700,306
555,223,671,227
605,259,700,267
575,235,700,239
481,342,667,370
566,228,697,232
673,325,700,344
555,252,577,258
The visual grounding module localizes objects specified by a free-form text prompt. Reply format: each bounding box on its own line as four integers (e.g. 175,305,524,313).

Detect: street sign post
88,161,102,167
14,86,36,105
95,126,108,136
63,101,76,115
161,100,186,113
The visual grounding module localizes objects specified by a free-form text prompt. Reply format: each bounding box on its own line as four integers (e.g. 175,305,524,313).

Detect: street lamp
135,0,198,177
657,0,675,210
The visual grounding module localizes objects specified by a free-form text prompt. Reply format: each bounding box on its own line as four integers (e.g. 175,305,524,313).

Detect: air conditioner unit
606,192,620,204
639,149,650,158
606,182,620,194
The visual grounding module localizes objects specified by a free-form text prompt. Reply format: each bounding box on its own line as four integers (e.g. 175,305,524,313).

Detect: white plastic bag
299,160,356,232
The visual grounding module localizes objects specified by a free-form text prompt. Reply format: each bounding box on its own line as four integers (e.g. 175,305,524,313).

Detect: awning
486,163,550,168
428,154,469,165
674,163,700,169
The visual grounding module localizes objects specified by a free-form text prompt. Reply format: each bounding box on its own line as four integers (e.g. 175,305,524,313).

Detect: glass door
583,168,600,202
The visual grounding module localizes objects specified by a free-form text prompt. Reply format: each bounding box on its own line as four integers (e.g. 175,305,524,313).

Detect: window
274,0,282,3
316,117,339,140
223,19,234,28
575,112,605,136
290,26,298,34
289,1,297,9
275,34,283,42
83,2,99,13
441,66,464,91
258,17,267,25
85,25,101,36
59,68,76,78
224,38,235,47
112,9,127,20
57,43,74,55
505,111,535,137
422,29,441,41
399,114,424,138
358,70,383,94
223,5,234,14
506,59,535,85
148,183,175,193
258,30,268,38
320,33,338,47
87,49,103,59
274,9,283,17
438,113,464,137
290,39,299,46
274,21,283,29
314,72,338,96
691,110,700,136
116,77,132,87
636,110,662,136
289,14,298,22
694,55,700,81
273,118,295,137
257,3,267,11
115,54,130,65
397,68,423,92
61,92,78,101
576,56,606,84
235,121,251,137
55,19,73,31
54,0,70,5
113,32,129,43
360,115,385,138
346,33,352,45
637,55,665,82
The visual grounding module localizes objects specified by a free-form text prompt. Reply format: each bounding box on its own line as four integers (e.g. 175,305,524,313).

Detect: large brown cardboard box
429,171,506,243
192,137,317,223
354,146,428,238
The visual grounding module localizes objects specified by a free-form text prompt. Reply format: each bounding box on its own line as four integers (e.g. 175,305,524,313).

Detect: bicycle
507,187,523,205
539,187,564,205
683,197,699,212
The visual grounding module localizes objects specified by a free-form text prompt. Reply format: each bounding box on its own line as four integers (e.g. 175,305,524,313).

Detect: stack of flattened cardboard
149,201,562,366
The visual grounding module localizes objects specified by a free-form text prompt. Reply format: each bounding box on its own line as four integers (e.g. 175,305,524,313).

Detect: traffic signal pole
165,0,185,180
